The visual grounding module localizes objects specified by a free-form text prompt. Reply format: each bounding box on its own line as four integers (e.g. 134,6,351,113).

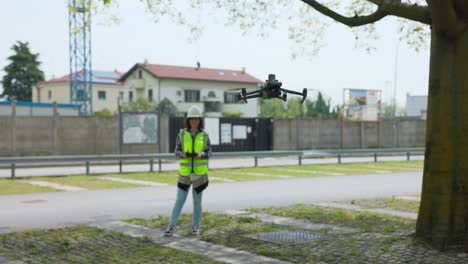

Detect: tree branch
427,0,458,37
367,0,431,24
300,0,387,27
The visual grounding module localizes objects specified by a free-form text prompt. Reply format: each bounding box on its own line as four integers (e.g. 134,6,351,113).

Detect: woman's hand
195,153,202,159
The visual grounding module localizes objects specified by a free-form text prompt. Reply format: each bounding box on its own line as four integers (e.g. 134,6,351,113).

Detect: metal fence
0,148,424,178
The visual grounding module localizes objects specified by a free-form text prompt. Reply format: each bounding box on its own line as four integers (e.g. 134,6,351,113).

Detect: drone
237,74,308,104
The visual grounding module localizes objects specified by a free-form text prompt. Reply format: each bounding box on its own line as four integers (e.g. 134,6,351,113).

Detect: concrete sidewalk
0,172,422,233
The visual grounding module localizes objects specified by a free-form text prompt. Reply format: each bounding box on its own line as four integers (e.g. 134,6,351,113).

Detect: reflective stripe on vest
179,129,208,176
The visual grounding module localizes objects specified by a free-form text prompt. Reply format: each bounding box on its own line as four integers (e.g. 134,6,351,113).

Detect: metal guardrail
0,148,424,178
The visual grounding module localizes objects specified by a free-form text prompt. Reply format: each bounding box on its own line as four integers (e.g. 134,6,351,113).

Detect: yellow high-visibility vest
178,129,208,177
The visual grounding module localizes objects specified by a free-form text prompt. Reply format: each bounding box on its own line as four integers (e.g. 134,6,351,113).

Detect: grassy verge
0,178,60,195
0,226,221,264
30,175,142,190
1,160,423,196
346,197,421,213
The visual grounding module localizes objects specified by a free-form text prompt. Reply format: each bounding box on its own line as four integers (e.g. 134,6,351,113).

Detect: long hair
184,118,204,129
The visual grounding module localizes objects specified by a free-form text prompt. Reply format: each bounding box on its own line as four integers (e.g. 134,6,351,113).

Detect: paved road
0,171,422,233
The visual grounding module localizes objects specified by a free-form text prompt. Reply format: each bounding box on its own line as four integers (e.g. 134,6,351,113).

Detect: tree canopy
120,97,157,112
158,97,178,116
1,41,44,101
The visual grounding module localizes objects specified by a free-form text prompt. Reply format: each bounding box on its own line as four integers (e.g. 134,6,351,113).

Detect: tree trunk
416,28,468,251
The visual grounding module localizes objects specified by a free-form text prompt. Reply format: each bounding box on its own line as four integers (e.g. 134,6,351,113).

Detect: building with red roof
119,62,262,117
33,70,124,113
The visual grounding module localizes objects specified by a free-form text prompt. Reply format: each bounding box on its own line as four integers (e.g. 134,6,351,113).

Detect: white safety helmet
187,105,203,118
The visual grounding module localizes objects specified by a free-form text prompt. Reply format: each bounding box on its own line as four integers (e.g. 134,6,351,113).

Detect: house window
184,90,200,102
129,91,134,102
48,90,52,100
148,89,153,102
224,92,238,104
98,91,106,100
138,70,142,79
119,91,124,100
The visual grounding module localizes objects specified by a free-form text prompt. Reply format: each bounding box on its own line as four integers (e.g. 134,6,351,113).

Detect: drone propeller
301,88,308,104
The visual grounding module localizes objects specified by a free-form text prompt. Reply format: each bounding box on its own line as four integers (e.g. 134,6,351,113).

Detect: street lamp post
392,40,400,147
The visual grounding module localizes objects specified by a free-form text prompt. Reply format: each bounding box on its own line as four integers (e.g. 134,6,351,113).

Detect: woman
164,105,211,237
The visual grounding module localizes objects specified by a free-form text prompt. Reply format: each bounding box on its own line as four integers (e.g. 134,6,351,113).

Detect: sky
0,0,430,107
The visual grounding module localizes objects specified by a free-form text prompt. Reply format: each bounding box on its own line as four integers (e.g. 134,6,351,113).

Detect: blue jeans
169,186,203,228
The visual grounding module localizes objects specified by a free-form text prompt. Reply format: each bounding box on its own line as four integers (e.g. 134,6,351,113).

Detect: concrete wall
0,116,425,156
273,118,426,150
0,115,170,156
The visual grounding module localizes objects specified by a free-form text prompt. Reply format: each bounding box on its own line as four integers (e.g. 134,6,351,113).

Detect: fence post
11,163,15,179
407,152,410,161
254,156,258,167
298,155,302,166
86,161,90,175
374,153,377,162
338,154,341,164
158,159,162,172
150,159,154,172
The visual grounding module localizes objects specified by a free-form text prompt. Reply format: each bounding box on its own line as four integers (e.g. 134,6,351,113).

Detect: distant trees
260,92,338,119
157,97,178,116
120,97,180,116
120,97,157,112
305,92,339,118
1,41,44,101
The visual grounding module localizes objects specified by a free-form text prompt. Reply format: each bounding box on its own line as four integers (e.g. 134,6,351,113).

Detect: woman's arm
201,137,212,159
174,134,185,158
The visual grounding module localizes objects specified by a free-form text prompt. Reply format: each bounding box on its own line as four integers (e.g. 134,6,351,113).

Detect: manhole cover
249,230,323,244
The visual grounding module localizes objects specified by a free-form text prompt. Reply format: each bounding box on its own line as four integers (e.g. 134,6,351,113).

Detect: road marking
220,171,290,179
18,180,86,192
97,176,168,186
209,176,235,183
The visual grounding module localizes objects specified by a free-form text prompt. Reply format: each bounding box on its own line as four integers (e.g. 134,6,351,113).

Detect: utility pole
392,41,400,147
69,0,93,116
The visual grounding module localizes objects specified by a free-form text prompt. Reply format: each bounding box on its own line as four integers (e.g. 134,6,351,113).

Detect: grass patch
251,203,416,233
0,178,61,195
31,175,143,190
0,226,221,264
347,197,420,213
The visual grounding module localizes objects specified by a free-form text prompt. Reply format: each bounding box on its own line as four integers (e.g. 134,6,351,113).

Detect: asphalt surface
0,171,422,233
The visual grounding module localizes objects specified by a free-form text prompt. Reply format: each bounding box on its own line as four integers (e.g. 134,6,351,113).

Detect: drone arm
279,88,303,96
243,88,266,96
280,88,308,104
241,93,264,100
